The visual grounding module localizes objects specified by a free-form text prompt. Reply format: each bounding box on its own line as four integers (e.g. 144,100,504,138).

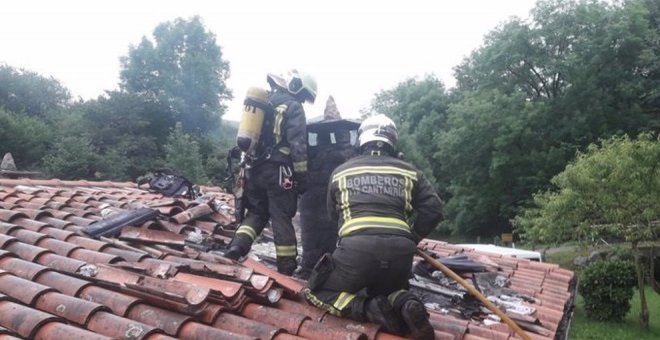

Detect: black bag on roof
138,169,198,199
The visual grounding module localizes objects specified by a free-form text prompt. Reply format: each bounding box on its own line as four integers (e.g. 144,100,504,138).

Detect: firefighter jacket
326,152,443,242
255,90,308,176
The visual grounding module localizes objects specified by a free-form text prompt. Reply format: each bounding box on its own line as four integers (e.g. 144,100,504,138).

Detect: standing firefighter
296,96,358,279
225,70,317,276
303,114,443,339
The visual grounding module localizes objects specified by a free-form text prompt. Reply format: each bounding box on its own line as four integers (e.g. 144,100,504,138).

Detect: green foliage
0,108,53,169
370,75,451,192
514,134,660,245
42,136,103,180
579,260,636,321
0,64,70,116
437,90,571,235
77,91,174,179
120,16,232,133
571,287,660,339
198,120,238,184
514,133,659,330
163,123,209,184
438,0,660,236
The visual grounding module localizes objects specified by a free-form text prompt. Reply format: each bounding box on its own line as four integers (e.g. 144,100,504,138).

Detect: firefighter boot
364,296,405,335
225,244,249,261
224,245,246,261
277,256,297,276
400,300,434,340
293,266,312,280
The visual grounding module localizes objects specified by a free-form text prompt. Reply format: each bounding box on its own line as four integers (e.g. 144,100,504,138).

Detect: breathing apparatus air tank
236,87,270,155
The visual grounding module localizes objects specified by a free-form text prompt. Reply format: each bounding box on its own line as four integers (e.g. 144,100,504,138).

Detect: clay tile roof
0,178,575,339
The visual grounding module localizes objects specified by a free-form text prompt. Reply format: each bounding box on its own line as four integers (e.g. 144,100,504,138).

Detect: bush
579,260,636,321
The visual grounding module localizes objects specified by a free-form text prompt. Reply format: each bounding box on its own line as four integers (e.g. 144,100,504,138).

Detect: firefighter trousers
299,186,338,272
303,234,421,329
230,161,298,274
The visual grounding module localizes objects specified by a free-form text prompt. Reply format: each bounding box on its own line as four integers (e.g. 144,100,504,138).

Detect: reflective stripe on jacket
327,153,443,240
258,91,308,175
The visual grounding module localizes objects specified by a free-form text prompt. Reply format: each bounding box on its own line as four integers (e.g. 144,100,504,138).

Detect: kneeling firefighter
303,114,443,339
225,69,317,276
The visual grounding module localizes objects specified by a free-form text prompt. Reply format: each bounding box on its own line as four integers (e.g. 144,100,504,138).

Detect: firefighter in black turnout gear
303,114,443,339
296,97,359,279
225,70,318,276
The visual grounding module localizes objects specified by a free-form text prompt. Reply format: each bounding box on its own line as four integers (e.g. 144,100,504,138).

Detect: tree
436,90,570,236
514,134,660,329
119,16,232,133
440,0,660,236
370,76,452,191
0,108,54,169
163,123,209,184
0,64,70,117
42,136,104,180
197,119,238,185
78,91,174,179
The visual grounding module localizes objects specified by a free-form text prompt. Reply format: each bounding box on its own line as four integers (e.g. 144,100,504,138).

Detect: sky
0,0,538,121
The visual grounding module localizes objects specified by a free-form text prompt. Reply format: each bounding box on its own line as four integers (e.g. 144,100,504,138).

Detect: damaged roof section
0,178,575,340
414,240,576,340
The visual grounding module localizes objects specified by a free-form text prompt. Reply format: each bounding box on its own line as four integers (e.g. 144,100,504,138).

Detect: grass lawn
569,287,660,340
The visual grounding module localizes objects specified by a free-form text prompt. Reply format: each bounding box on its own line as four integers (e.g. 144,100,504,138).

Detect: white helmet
358,114,398,148
267,69,317,104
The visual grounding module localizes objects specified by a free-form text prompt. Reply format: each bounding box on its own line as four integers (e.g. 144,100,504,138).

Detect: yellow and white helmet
267,69,317,103
358,114,398,148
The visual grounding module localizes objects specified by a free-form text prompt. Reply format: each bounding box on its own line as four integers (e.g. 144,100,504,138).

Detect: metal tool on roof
416,249,532,340
82,207,158,238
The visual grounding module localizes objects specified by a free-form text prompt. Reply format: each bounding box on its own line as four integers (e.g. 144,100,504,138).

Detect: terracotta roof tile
37,252,87,272
0,179,575,339
177,320,255,340
78,285,140,316
34,291,107,325
467,324,510,340
428,312,469,338
143,333,178,340
0,297,62,339
0,255,50,280
318,313,383,339
242,303,309,334
214,312,283,339
4,240,51,262
0,270,57,305
272,334,307,340
34,321,111,340
126,303,191,335
35,270,92,296
275,298,326,321
85,311,160,339
298,319,367,340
